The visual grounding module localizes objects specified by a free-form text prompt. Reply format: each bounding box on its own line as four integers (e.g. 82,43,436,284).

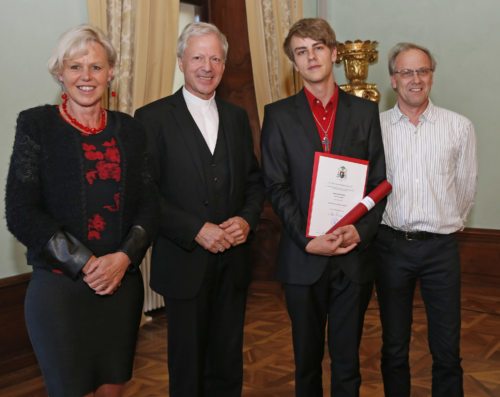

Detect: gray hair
176,22,228,60
388,42,437,75
47,24,117,82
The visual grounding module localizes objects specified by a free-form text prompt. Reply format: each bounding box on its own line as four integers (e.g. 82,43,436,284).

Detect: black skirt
25,267,144,397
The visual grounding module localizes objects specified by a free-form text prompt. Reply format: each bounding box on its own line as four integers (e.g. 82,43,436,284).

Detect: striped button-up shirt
380,101,477,234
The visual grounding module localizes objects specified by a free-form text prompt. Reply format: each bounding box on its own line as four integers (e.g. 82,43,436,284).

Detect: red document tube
327,180,392,233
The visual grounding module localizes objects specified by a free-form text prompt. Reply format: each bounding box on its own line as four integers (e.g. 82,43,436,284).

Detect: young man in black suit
261,18,386,397
135,22,264,397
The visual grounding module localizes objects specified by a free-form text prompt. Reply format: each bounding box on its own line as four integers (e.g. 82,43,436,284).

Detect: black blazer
5,106,158,278
135,89,264,299
261,88,387,285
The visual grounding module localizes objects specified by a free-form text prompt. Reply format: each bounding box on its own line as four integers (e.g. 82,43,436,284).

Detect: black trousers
375,227,463,397
164,256,248,397
285,266,373,397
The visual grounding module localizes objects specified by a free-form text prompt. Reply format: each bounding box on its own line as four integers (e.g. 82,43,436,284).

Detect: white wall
303,0,317,18
326,1,500,229
0,0,88,277
0,1,196,278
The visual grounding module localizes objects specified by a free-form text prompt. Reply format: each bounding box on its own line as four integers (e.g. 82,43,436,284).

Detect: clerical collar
182,86,216,108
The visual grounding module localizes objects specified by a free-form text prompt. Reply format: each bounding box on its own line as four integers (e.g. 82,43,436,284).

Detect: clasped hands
195,216,250,254
305,225,360,256
82,252,131,296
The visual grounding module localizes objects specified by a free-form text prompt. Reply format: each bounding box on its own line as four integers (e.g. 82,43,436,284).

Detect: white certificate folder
306,152,368,237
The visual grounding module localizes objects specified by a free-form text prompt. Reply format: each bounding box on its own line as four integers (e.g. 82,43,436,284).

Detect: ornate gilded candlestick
336,40,380,103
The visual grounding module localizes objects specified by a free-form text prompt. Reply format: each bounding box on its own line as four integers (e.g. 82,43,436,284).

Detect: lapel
215,97,235,198
169,89,207,185
294,90,323,152
331,89,352,155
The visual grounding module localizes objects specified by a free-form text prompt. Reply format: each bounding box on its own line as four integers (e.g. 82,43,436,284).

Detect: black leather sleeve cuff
43,231,93,279
118,225,150,269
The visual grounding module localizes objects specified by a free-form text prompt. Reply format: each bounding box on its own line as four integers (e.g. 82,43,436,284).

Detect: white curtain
245,0,303,124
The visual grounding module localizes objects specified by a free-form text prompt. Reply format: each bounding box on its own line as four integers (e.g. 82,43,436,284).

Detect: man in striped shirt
375,42,477,397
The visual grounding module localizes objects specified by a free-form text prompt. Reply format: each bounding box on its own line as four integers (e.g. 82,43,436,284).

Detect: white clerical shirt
183,87,219,154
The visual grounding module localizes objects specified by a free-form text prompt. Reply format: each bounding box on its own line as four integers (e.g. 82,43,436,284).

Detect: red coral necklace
60,93,106,136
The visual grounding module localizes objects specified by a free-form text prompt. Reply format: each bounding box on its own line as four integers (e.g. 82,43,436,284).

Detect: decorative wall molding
0,273,36,377
457,228,500,276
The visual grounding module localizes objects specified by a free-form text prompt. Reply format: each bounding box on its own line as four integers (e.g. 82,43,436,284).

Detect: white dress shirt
380,100,477,234
183,87,219,154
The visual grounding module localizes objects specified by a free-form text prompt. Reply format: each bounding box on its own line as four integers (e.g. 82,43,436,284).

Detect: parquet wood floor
1,274,498,396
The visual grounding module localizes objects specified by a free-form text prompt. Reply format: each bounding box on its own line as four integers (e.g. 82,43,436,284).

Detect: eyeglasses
393,68,434,79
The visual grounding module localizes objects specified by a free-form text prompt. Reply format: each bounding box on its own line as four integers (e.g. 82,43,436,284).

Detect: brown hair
283,18,336,62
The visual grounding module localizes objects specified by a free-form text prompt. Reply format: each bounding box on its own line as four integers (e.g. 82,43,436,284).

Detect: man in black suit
135,22,264,397
261,18,386,397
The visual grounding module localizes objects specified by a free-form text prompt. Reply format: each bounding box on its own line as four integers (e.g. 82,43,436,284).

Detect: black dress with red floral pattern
5,106,157,397
81,125,122,255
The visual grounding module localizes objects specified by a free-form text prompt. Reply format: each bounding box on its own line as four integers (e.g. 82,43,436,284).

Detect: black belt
380,225,445,241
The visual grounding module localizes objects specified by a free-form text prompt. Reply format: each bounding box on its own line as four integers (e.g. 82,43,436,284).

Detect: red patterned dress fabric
81,132,121,247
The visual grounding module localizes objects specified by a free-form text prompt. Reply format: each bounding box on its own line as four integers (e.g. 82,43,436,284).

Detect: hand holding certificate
306,153,368,237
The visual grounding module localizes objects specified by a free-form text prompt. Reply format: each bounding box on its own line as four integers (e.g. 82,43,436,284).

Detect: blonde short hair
47,24,116,83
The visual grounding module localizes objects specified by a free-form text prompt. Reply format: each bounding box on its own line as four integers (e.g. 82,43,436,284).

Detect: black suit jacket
261,88,386,285
135,89,264,299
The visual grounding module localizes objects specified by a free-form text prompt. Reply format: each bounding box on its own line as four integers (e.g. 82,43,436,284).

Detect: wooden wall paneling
250,203,281,281
207,0,262,160
457,228,500,277
0,274,36,377
206,0,275,281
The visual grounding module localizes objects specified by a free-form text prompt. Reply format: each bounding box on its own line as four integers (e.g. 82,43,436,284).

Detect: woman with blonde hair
5,24,158,397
